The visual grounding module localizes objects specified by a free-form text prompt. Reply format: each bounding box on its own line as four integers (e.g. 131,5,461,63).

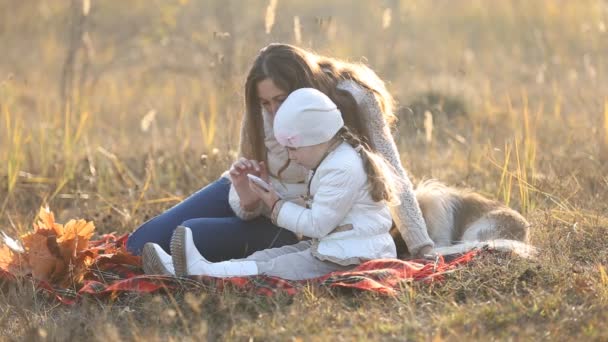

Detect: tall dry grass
1,0,608,340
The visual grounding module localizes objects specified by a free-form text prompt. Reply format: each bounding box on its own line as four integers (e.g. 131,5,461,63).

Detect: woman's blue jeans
126,177,299,261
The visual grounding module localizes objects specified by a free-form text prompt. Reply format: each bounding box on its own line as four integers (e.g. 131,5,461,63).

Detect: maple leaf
97,249,142,267
70,251,98,284
0,245,14,271
57,219,95,260
33,206,63,236
1,232,28,276
0,245,28,275
22,233,65,282
21,226,60,254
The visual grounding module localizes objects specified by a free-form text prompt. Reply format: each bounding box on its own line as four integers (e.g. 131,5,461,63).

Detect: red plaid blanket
0,234,478,305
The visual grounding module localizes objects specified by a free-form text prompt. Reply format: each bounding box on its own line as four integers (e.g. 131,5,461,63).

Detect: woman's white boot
142,243,176,275
170,226,258,277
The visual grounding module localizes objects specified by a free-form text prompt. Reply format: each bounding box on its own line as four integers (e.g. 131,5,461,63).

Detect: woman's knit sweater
227,80,434,255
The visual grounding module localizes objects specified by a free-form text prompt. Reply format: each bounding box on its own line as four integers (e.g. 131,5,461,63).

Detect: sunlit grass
0,0,607,340
198,91,218,150
603,99,608,147
52,106,91,198
3,107,26,201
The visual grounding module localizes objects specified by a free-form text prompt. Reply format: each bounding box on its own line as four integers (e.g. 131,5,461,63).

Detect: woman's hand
228,158,269,209
416,245,436,259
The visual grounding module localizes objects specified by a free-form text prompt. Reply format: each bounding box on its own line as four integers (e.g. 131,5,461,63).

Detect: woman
126,43,435,260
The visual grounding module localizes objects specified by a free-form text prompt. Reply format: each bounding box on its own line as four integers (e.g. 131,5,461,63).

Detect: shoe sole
142,243,172,275
170,226,188,277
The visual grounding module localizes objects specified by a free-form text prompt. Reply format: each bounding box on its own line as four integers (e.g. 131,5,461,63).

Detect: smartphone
247,174,283,199
247,174,272,192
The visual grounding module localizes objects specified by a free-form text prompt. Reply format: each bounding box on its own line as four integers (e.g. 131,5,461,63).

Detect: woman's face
257,78,288,118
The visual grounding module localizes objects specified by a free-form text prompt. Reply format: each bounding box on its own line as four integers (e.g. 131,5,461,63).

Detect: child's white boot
170,225,203,276
171,226,259,277
190,258,259,277
142,243,176,275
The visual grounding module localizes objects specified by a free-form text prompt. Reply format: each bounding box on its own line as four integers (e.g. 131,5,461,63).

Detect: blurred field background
1,0,608,340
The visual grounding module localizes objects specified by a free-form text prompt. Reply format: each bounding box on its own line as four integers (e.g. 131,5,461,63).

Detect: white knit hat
273,88,344,147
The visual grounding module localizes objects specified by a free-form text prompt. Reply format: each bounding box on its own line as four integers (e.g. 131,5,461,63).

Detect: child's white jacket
274,142,396,265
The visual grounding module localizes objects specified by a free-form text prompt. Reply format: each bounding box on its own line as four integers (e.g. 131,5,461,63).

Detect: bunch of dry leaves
0,207,133,287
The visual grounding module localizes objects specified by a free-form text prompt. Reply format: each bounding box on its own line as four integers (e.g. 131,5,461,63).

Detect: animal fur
391,180,535,258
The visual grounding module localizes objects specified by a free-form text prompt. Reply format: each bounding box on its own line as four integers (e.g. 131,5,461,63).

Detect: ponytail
339,127,403,205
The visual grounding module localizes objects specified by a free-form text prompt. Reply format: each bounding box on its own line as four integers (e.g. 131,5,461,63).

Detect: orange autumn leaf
0,245,26,275
97,250,142,267
70,251,98,284
0,245,13,271
57,219,95,260
33,206,64,236
79,251,98,268
23,233,65,282
62,219,95,241
20,227,57,247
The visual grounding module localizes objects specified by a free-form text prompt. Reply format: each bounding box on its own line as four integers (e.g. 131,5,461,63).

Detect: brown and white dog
392,180,536,258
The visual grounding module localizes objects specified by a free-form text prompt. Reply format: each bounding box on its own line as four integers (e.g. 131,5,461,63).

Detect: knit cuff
270,200,286,225
228,183,264,220
402,228,435,256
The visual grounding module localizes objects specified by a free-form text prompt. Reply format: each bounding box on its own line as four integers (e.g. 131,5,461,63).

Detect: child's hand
292,196,307,207
249,179,280,209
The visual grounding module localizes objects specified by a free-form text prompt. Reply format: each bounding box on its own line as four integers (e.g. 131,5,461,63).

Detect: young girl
142,88,401,279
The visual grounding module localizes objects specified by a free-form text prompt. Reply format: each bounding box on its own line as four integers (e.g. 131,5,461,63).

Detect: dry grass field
1,0,608,340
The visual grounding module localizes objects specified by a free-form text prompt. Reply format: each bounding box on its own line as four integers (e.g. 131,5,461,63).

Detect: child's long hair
338,127,403,206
